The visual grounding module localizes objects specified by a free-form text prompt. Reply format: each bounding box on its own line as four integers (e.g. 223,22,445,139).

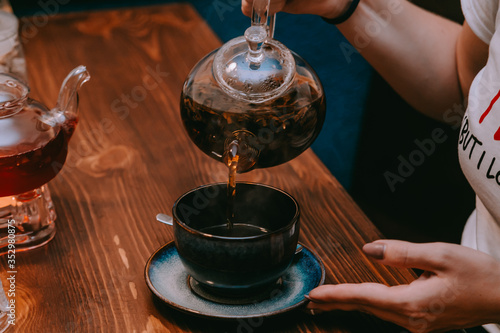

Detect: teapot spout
40,66,90,137
55,65,90,120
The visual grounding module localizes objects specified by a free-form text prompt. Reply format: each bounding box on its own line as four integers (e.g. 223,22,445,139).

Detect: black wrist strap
322,0,361,25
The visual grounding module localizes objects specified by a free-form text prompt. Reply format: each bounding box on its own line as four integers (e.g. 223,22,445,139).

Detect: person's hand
306,240,500,333
241,0,350,20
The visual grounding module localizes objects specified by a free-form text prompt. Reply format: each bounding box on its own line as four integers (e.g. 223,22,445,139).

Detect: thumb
363,240,450,272
242,1,253,17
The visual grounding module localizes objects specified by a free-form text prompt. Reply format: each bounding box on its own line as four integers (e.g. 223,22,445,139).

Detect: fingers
364,240,458,272
308,283,406,307
241,0,287,17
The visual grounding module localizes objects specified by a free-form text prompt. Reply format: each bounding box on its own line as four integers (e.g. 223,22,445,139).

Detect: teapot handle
268,14,276,39
251,0,275,39
246,0,275,64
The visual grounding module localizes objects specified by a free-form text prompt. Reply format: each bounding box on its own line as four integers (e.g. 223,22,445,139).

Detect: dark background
9,0,475,244
350,0,474,244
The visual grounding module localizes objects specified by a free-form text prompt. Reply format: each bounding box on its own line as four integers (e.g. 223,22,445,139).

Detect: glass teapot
180,0,326,173
0,65,90,252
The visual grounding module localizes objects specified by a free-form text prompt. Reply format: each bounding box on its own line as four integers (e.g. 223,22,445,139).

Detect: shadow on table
151,295,415,333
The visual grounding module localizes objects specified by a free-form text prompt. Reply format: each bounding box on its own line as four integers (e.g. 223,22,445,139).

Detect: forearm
484,259,500,325
337,0,463,120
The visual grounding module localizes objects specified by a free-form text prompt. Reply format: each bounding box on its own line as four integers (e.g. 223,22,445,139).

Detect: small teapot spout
40,65,90,137
55,65,90,125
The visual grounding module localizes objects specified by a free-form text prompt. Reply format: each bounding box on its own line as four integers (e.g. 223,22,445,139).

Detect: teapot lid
0,73,28,118
213,1,295,104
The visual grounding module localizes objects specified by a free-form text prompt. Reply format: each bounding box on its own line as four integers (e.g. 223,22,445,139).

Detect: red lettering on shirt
495,127,500,141
479,89,500,141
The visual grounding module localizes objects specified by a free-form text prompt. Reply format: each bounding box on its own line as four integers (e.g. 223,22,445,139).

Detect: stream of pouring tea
219,149,271,237
198,140,270,237
226,140,239,230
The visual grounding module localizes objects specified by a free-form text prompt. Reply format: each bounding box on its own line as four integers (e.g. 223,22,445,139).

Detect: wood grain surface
3,4,417,332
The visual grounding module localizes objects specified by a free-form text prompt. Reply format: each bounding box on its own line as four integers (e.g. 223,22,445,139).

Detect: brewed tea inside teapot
180,0,325,174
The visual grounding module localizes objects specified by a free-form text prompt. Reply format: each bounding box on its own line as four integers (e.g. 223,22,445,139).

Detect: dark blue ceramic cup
172,182,300,298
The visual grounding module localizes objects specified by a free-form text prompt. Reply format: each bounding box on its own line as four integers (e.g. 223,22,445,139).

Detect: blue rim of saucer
144,241,325,319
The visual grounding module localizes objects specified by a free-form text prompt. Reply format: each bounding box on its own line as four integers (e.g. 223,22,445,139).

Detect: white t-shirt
460,0,500,332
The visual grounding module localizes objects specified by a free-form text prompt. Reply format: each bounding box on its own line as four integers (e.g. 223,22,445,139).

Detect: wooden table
5,4,417,332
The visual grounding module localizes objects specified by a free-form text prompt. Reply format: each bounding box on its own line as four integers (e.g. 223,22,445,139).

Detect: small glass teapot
180,0,326,173
0,65,90,253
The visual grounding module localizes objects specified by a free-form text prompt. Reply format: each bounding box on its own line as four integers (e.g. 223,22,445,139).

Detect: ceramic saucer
144,241,325,319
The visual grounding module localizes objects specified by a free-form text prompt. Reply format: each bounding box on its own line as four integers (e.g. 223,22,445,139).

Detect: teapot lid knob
212,0,295,103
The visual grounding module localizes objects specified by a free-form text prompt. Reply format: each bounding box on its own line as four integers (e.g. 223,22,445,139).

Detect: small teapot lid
0,73,28,118
213,0,295,104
